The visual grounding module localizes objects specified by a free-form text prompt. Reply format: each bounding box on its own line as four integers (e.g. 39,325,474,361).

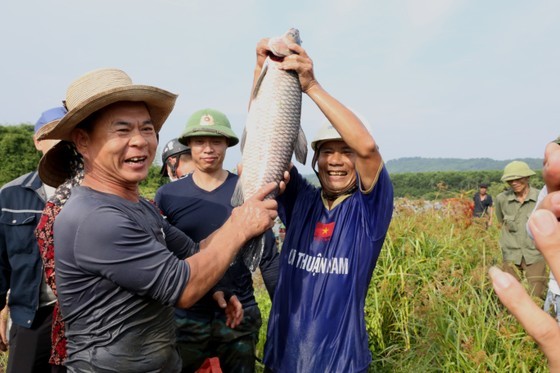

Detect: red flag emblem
314,222,335,240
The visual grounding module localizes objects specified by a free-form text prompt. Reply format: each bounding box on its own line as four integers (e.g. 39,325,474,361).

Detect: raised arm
253,39,382,190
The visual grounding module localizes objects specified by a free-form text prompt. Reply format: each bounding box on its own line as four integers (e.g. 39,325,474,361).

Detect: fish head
268,28,302,59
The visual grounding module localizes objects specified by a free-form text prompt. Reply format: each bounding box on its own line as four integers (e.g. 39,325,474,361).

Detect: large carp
232,28,308,271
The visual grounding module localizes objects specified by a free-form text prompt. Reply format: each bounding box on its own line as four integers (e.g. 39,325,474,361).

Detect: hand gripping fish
232,28,308,271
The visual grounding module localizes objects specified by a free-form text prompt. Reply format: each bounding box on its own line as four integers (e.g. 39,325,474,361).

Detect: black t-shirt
55,186,195,371
473,192,493,217
155,172,279,314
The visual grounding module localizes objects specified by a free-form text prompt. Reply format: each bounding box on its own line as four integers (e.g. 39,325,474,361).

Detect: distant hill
385,157,543,174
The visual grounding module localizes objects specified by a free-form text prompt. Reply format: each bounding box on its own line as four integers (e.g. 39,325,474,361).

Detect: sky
1,0,559,174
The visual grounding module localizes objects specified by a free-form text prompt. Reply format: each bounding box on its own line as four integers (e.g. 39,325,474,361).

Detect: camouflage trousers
176,305,262,373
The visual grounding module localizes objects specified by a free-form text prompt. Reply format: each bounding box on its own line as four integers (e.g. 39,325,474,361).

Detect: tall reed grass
255,201,547,372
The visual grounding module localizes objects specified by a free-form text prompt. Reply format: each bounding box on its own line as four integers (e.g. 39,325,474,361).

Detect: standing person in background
490,140,560,371
0,107,65,373
35,139,85,373
36,68,280,372
473,183,493,228
495,161,546,298
250,38,394,372
161,138,195,181
155,108,279,373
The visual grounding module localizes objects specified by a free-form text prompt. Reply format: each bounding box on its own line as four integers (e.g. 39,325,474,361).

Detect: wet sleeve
73,206,190,306
163,219,199,260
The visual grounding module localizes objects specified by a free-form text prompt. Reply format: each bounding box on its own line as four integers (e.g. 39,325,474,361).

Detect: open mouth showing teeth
125,157,146,163
328,171,347,176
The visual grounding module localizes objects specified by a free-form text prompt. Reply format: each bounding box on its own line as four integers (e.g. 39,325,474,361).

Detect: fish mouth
267,52,285,62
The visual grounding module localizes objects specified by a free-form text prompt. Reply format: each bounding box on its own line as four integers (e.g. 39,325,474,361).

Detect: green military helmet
178,108,239,147
501,161,536,182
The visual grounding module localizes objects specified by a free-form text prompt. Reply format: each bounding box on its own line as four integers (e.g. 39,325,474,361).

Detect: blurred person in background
0,107,66,372
495,161,545,298
473,182,493,228
161,138,194,182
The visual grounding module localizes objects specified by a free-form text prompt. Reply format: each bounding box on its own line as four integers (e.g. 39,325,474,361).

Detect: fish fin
230,179,245,207
239,234,265,272
294,127,308,165
240,127,247,153
251,62,268,100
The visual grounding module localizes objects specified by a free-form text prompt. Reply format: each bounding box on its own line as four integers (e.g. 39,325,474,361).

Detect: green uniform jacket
495,186,542,265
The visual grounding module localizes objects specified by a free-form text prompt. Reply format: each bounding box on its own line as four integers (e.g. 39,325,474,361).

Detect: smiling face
187,136,228,173
73,101,157,194
316,140,357,195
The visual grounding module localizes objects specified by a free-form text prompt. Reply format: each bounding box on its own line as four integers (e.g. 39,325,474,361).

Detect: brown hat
38,141,83,188
37,68,177,141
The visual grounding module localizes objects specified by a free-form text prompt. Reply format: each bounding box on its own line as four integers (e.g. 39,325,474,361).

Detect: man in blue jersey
155,108,279,372
252,39,394,372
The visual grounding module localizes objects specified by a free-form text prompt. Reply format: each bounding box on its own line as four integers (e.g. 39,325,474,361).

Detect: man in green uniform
495,161,546,298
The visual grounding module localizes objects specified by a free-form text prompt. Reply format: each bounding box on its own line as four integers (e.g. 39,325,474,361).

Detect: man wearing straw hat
37,68,280,372
0,107,66,373
495,160,545,298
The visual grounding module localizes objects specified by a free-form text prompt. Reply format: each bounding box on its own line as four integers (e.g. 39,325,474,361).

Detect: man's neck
192,169,228,192
82,175,140,202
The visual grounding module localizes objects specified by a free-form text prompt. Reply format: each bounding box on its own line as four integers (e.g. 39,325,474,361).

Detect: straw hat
37,68,177,141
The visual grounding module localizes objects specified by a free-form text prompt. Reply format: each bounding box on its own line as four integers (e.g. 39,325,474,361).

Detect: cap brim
179,129,239,147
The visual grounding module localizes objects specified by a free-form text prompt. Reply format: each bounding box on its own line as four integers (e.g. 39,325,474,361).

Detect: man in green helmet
495,160,546,298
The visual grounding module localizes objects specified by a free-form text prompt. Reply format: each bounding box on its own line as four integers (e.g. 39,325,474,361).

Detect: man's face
507,177,530,194
75,101,157,188
479,186,487,195
188,136,228,173
317,140,357,194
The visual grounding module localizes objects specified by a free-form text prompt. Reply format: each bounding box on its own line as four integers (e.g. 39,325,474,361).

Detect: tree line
0,124,544,200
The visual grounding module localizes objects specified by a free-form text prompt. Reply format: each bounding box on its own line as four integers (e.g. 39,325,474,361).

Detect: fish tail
231,180,245,207
239,234,265,272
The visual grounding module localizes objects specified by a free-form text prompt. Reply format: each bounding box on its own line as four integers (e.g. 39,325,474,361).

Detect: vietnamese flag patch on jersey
314,222,335,240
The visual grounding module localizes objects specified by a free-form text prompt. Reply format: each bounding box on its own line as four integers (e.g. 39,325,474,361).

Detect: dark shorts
7,305,54,373
176,305,262,373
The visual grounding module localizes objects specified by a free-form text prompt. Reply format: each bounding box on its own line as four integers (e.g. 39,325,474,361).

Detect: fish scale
232,28,308,271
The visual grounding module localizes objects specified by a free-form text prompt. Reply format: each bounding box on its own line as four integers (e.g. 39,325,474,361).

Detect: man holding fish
243,30,394,372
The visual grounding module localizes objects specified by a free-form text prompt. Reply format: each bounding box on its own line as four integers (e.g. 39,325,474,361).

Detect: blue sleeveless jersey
264,166,393,372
